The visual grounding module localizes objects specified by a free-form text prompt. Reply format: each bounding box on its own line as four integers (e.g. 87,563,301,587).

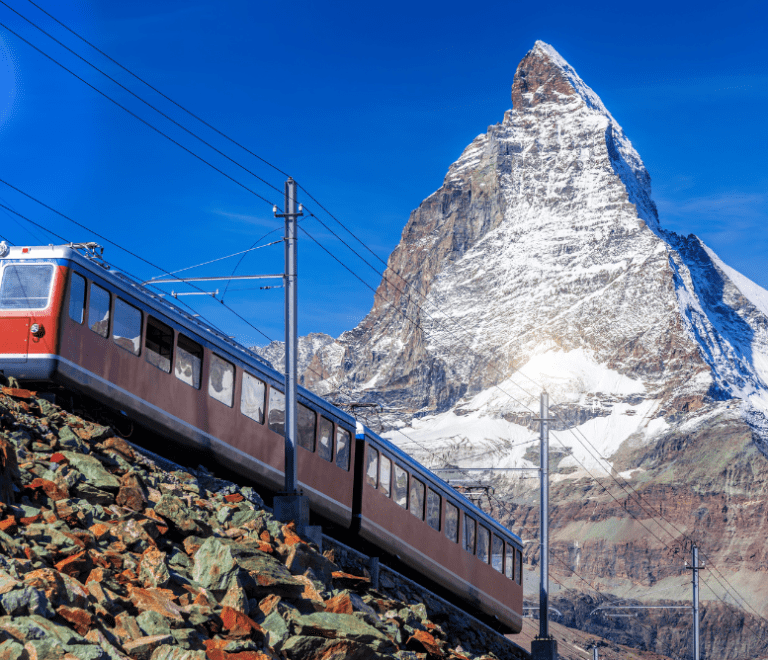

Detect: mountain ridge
254,40,768,657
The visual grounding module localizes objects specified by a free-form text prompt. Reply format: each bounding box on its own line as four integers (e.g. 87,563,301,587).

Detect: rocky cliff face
257,40,768,658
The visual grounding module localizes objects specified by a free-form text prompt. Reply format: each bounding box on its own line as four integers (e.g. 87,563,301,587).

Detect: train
0,241,523,633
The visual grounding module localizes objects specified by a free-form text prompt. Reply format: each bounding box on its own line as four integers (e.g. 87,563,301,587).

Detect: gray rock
149,647,206,660
0,586,55,618
262,610,290,650
57,427,88,453
0,615,108,660
8,430,32,451
154,495,208,536
290,612,397,653
136,610,172,637
61,453,119,491
0,640,28,660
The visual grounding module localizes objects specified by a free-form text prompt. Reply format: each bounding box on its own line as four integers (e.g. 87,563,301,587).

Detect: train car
355,429,523,632
0,241,523,633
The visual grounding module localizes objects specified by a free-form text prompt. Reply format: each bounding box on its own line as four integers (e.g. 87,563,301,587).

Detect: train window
505,542,515,580
477,526,490,563
365,446,378,488
68,272,86,323
268,387,285,434
175,334,202,388
209,354,235,407
393,465,408,508
241,372,266,424
379,456,391,497
463,516,476,554
426,489,441,531
516,549,522,585
146,316,173,373
445,502,459,543
335,427,350,470
491,534,504,572
317,417,334,461
409,478,425,520
0,264,54,310
113,298,142,355
298,403,316,452
88,283,111,338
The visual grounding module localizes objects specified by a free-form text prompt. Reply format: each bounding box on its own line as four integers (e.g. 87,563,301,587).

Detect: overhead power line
21,0,291,179
0,19,278,208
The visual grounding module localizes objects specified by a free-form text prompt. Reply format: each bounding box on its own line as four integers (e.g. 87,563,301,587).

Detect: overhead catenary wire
0,0,286,203
144,238,283,283
0,20,279,209
20,0,291,180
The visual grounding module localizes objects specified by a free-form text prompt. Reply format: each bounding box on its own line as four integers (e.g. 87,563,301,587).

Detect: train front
0,242,69,384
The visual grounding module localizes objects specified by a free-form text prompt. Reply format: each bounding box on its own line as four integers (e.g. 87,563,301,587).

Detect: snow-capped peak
528,40,609,114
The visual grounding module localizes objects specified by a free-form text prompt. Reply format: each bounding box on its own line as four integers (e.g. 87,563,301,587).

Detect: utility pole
283,177,299,496
272,179,321,547
686,545,705,660
592,645,598,660
532,392,558,660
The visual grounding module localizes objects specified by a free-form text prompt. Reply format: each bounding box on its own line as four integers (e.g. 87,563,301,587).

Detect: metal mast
687,545,704,660
539,391,550,638
283,177,299,494
272,179,322,547
532,392,558,660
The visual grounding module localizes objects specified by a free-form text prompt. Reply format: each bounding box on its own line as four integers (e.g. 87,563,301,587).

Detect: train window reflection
379,456,391,496
505,543,515,579
176,334,202,388
298,403,316,452
335,427,350,470
88,284,110,338
241,372,266,424
317,417,333,461
113,298,141,355
209,354,234,407
0,264,54,310
491,534,504,572
394,465,408,508
409,478,425,520
366,447,378,488
477,526,490,563
68,272,85,323
516,549,522,585
426,489,441,530
463,516,476,554
146,316,173,373
268,387,285,434
445,502,459,542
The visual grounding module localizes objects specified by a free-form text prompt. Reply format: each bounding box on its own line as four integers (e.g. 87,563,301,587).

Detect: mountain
257,41,768,657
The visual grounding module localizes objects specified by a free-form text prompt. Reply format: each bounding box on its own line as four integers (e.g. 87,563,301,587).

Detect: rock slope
0,381,529,660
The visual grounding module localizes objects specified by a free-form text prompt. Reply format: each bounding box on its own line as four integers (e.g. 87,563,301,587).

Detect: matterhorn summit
261,41,768,477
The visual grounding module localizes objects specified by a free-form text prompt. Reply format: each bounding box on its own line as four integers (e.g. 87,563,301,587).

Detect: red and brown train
0,242,523,633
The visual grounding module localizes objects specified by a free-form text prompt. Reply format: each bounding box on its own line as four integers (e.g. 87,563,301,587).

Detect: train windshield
0,264,54,310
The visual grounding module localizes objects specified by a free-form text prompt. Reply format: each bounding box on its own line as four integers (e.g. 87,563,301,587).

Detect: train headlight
0,241,8,258
30,323,45,338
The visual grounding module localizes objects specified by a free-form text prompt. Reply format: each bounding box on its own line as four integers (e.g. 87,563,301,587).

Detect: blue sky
0,0,766,346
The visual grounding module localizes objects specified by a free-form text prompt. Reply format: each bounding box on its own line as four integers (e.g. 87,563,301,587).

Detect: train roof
1,241,522,547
